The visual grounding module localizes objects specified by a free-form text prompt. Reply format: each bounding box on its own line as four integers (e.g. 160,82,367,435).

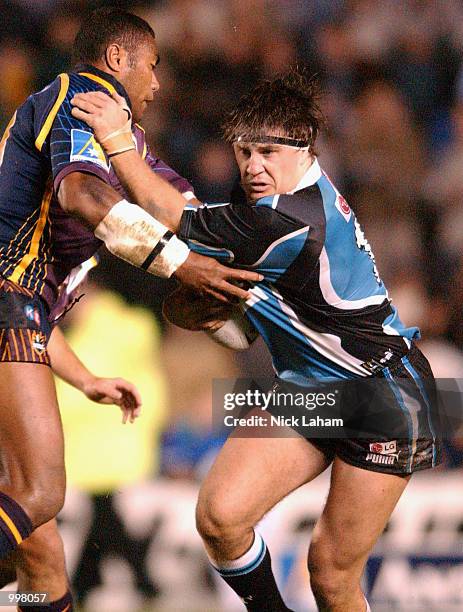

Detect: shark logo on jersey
70,129,109,171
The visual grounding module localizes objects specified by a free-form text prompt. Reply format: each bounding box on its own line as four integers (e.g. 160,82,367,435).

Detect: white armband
94,200,189,278
206,310,259,351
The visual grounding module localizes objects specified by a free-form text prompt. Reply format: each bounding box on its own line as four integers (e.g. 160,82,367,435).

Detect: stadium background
1,0,463,610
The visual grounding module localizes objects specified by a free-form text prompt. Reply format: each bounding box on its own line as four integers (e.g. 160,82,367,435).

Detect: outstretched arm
48,326,141,424
70,91,197,230
59,172,260,301
69,92,262,300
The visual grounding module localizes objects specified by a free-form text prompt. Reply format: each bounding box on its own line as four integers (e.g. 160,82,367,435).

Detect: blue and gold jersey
0,65,192,313
180,159,419,382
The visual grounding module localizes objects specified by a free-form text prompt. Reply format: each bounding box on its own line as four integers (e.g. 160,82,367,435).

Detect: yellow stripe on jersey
35,73,70,152
78,72,116,96
135,123,147,159
8,182,53,283
0,111,17,168
0,506,23,545
2,210,38,278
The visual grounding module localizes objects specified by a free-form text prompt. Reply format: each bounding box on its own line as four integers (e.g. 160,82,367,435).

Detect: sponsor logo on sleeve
335,194,352,222
70,129,109,171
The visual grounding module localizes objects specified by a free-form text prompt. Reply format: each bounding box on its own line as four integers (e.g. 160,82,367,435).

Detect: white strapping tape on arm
94,199,189,278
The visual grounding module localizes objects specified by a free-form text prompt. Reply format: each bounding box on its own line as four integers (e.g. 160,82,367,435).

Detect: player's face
119,39,160,123
233,140,311,202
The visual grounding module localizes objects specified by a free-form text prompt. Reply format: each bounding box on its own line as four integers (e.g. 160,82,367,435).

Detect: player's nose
246,152,265,175
152,72,160,93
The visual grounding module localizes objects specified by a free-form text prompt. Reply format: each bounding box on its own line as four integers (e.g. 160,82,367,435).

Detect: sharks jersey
0,64,192,313
179,159,419,382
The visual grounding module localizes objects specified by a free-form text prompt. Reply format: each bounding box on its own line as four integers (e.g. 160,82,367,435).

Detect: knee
308,535,356,603
28,484,65,527
195,494,249,544
19,520,63,566
7,478,66,528
17,520,66,580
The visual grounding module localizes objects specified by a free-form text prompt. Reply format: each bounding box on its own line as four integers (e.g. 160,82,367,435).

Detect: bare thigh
0,362,65,525
310,456,410,575
198,424,331,530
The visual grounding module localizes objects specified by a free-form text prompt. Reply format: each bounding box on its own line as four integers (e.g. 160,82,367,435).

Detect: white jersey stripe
251,226,310,267
270,285,369,377
319,247,387,310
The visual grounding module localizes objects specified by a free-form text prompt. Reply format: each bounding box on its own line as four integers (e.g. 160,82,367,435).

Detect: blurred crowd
2,0,463,461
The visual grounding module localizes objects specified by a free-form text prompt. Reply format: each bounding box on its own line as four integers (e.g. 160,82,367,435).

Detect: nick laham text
223,415,344,428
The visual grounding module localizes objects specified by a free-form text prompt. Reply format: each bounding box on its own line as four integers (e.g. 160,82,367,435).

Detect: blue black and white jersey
179,159,419,383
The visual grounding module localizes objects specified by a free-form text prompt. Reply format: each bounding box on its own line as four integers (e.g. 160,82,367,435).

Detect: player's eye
262,148,276,156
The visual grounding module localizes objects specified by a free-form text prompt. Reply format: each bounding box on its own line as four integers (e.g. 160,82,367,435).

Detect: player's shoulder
30,71,93,110
28,71,87,126
26,74,71,147
254,186,326,229
51,70,113,126
67,71,110,97
28,74,67,112
33,69,116,117
316,170,355,225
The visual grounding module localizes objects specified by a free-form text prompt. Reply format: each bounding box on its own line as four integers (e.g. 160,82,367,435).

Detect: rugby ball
206,309,258,351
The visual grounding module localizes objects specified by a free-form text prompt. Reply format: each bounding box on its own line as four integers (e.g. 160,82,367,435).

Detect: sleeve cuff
54,162,110,194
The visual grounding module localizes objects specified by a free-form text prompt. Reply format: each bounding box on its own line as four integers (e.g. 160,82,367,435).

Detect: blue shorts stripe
402,357,437,467
383,367,414,473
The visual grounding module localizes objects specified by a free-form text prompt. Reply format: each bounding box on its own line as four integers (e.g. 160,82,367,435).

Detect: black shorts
0,278,51,365
271,345,441,476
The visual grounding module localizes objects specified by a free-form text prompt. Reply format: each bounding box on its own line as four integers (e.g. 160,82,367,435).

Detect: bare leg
0,553,16,587
0,363,65,529
308,457,410,612
0,520,70,601
196,428,331,563
196,427,331,611
16,519,70,601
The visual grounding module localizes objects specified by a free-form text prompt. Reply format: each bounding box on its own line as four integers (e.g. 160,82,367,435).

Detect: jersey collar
72,64,132,111
289,158,322,193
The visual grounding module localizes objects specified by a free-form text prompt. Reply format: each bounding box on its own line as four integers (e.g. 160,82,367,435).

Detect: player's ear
104,43,127,73
299,148,311,169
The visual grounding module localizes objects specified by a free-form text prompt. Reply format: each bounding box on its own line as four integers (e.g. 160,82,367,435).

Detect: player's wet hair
223,70,325,154
73,8,156,67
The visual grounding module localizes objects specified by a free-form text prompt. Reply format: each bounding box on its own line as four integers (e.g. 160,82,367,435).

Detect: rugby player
0,7,260,611
0,324,141,612
71,72,440,612
0,256,141,611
